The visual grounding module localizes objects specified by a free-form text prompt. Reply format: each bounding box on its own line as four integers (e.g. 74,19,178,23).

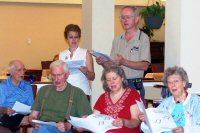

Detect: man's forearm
122,59,150,71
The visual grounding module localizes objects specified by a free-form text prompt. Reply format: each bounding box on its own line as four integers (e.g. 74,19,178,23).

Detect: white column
165,0,200,93
82,0,114,106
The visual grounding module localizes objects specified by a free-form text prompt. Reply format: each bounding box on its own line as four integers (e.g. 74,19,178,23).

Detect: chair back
31,84,37,99
41,61,53,69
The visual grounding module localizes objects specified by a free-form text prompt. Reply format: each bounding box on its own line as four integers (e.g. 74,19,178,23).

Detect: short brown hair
64,24,81,39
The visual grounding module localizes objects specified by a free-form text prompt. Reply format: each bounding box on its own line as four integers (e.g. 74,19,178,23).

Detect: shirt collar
121,29,140,41
171,93,191,105
7,76,25,88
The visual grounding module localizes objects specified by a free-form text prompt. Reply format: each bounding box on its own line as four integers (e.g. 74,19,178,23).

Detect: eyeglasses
167,79,182,85
120,15,135,21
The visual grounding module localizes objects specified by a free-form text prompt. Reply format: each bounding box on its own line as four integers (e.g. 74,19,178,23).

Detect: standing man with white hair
0,59,34,132
96,6,151,99
29,60,92,133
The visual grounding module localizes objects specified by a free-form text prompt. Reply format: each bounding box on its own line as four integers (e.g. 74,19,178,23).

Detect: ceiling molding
0,0,154,6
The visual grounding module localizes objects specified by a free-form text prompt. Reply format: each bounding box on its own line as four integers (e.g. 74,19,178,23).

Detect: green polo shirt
32,83,92,122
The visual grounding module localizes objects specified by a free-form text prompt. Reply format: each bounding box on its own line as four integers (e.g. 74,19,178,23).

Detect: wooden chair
41,61,53,69
53,54,59,61
0,126,20,133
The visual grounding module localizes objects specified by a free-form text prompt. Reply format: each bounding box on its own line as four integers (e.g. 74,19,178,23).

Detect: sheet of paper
66,60,84,69
136,100,152,132
90,50,111,62
136,100,177,133
66,60,84,74
146,108,177,133
12,101,31,115
32,120,56,127
68,114,121,133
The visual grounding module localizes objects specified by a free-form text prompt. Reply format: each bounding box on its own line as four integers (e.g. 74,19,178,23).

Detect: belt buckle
136,78,141,82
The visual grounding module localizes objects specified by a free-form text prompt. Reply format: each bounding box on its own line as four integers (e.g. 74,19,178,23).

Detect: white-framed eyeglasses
120,15,134,21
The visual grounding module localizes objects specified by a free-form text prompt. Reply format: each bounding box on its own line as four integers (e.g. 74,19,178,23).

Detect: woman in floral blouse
140,66,200,133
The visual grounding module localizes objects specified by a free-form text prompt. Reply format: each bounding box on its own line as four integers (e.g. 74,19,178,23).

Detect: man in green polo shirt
29,60,92,133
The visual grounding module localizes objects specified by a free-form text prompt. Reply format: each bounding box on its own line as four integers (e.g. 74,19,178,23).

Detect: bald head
8,60,24,74
7,60,26,85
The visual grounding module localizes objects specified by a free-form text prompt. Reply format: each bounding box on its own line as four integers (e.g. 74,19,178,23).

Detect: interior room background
0,2,165,69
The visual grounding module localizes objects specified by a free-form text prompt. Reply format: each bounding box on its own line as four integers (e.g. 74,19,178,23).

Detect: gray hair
120,6,140,17
50,60,69,74
8,60,23,73
163,66,189,89
101,65,128,91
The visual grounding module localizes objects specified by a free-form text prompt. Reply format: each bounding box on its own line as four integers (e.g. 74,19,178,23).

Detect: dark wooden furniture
145,41,164,75
41,61,53,69
24,69,42,82
150,41,164,64
151,63,164,73
0,126,20,133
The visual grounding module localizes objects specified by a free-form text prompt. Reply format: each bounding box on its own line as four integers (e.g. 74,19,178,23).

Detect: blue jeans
32,125,72,133
127,80,145,99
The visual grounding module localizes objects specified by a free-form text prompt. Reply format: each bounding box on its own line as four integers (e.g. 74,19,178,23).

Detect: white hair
50,60,69,74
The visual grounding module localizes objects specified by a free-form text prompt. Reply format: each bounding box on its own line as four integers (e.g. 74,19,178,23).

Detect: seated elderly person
28,60,92,133
0,60,34,132
139,66,200,133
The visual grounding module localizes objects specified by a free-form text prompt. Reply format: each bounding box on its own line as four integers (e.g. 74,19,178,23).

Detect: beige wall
0,2,165,69
115,6,165,41
0,2,82,69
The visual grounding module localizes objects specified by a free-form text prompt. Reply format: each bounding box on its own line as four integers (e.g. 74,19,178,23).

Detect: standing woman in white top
59,24,95,97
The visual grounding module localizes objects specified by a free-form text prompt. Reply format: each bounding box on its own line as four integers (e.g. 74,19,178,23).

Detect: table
143,80,163,100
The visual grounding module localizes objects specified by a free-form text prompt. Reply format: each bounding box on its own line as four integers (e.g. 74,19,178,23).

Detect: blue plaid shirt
0,77,34,107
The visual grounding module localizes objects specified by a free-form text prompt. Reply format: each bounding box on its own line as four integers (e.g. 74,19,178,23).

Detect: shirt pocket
129,41,141,60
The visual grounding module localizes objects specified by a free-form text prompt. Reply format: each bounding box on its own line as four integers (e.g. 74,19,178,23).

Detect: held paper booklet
90,50,112,62
136,100,177,133
12,101,31,115
32,120,56,127
68,114,121,133
66,60,84,74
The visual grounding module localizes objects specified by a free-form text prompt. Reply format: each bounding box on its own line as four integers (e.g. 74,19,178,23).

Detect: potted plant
140,1,165,29
140,25,154,39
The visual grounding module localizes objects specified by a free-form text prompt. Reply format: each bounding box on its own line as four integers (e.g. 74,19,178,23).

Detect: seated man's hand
20,116,30,125
57,122,71,132
28,112,40,128
5,107,15,116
